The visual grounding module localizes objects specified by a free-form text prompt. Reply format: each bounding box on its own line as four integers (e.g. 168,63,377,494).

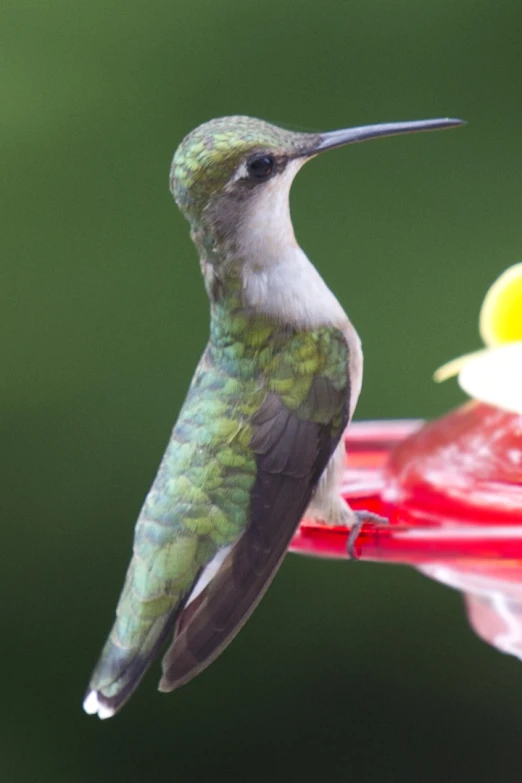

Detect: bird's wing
160,332,351,691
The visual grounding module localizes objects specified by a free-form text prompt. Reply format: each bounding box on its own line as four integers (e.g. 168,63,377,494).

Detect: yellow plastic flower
434,263,522,414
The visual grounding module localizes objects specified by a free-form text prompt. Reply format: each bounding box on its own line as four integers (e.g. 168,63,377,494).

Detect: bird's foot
305,495,388,559
347,511,389,560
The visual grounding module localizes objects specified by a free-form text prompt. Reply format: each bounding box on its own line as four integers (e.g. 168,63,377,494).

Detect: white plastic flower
434,263,522,415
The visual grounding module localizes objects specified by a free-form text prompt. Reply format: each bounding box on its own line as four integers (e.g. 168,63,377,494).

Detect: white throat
237,160,349,331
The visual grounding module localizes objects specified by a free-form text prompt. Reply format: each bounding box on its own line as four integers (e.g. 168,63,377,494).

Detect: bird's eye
247,154,275,181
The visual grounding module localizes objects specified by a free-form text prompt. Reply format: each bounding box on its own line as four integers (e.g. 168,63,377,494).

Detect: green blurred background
3,0,522,780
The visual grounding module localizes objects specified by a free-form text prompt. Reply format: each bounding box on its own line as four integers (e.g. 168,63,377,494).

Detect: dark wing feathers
307,375,341,415
249,395,293,456
251,396,320,477
159,381,349,692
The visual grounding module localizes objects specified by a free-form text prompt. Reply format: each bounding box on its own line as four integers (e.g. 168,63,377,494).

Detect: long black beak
306,118,465,155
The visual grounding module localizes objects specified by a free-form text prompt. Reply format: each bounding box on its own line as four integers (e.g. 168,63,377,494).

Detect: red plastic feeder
291,403,522,659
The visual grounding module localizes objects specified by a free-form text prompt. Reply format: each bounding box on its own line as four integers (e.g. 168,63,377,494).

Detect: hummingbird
84,114,464,718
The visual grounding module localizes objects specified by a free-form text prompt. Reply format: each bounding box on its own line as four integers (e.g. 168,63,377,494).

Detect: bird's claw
347,511,389,560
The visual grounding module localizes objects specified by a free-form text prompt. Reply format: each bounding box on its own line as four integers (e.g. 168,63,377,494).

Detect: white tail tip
83,690,115,720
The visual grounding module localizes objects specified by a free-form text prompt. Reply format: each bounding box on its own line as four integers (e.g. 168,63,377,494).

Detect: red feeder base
291,403,522,659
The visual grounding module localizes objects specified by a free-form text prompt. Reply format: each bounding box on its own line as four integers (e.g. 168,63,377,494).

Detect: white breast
242,247,349,330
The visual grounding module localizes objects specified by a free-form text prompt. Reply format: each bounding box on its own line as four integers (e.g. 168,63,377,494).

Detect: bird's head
170,114,464,260
170,116,314,249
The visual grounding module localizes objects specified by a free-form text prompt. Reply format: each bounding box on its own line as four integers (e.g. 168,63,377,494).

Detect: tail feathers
83,610,178,719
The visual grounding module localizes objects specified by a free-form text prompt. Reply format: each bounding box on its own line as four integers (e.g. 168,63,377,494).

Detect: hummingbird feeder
292,264,522,660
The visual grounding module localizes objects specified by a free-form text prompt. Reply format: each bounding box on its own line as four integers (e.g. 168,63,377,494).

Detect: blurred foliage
3,0,522,781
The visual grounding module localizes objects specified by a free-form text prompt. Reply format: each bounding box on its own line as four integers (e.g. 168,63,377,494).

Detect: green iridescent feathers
87,291,349,705
170,116,317,218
